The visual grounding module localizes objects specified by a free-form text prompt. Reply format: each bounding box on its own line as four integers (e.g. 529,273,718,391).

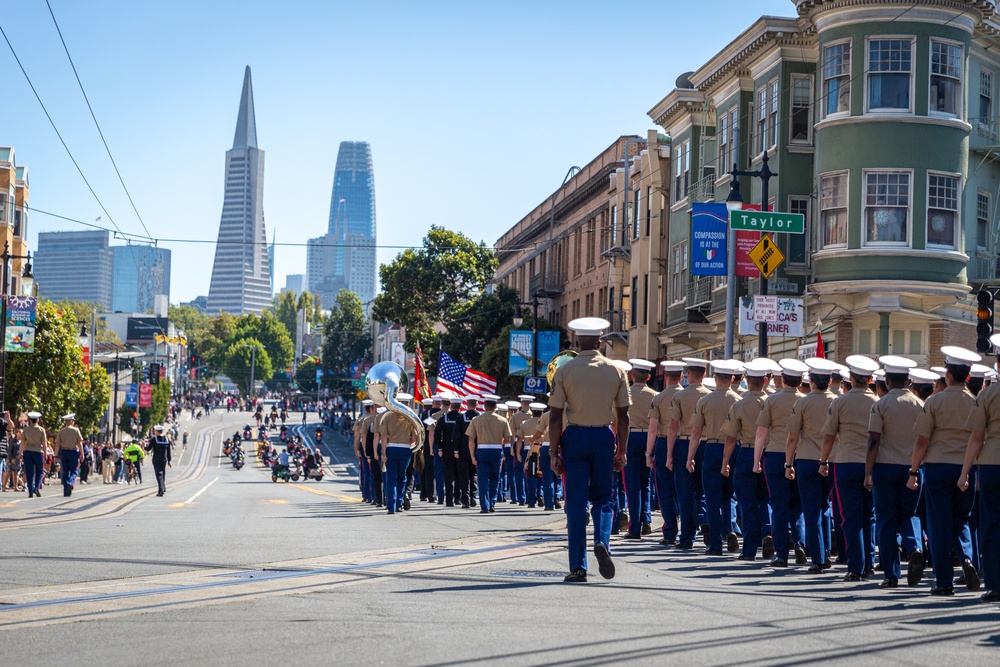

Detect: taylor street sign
729,210,805,234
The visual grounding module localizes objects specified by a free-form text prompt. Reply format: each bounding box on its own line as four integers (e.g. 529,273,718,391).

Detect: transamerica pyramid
207,66,272,314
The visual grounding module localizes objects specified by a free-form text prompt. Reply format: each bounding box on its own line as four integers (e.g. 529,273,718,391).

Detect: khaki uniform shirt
914,385,975,465
721,390,767,447
822,387,878,464
628,383,657,431
666,382,711,438
537,411,551,442
518,416,541,443
757,388,802,454
549,350,630,427
511,411,531,443
648,385,682,437
375,412,417,445
21,424,47,453
869,388,924,466
788,389,836,461
967,382,1000,466
466,411,512,446
55,425,83,453
691,388,741,442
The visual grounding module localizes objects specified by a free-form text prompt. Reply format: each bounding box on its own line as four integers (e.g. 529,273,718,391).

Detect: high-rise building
0,147,30,296
111,245,171,313
322,141,377,306
34,230,114,308
267,229,276,295
207,66,271,314
284,274,303,296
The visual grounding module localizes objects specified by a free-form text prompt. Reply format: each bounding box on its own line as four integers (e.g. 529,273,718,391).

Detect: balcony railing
969,117,1000,153
970,251,999,282
688,174,717,205
686,276,712,309
529,270,565,296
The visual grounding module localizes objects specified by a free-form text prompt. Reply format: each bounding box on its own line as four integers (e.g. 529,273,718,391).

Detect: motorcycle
315,428,323,443
271,458,300,482
303,463,324,482
232,448,244,470
223,439,232,456
243,426,252,440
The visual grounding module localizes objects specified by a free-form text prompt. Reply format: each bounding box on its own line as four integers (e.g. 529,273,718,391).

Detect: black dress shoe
907,550,925,587
479,509,490,514
676,542,693,550
806,565,824,574
843,573,862,582
403,497,411,510
488,507,495,513
611,526,621,535
930,586,955,596
879,578,899,588
762,535,775,560
554,500,563,510
641,522,652,535
962,559,981,591
794,544,808,565
701,523,710,546
462,504,470,509
726,532,740,553
658,538,676,546
736,554,756,561
980,590,1000,602
862,567,875,580
564,569,587,583
823,552,833,570
622,533,642,541
705,549,724,556
769,558,788,568
594,542,615,579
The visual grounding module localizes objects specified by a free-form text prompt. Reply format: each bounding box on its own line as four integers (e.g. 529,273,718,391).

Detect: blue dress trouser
797,458,833,567
384,448,412,513
673,439,699,546
509,444,526,504
871,462,922,581
498,446,510,501
434,454,445,501
23,450,44,496
833,462,875,575
60,450,80,494
979,465,1000,592
923,463,976,589
733,446,769,557
624,432,652,536
360,455,372,501
652,438,678,540
476,448,503,511
562,425,615,573
540,446,556,509
702,442,735,552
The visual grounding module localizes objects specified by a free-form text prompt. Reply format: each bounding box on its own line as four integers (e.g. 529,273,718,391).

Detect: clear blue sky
1,0,795,304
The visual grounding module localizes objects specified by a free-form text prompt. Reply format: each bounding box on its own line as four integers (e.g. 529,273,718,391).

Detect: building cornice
796,0,995,29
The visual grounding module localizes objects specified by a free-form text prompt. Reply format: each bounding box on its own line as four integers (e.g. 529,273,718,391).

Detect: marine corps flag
414,343,431,403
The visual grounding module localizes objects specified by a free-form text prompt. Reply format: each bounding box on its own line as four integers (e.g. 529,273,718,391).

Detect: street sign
747,234,784,278
523,376,548,394
351,379,364,388
355,390,367,401
729,210,805,234
753,296,778,323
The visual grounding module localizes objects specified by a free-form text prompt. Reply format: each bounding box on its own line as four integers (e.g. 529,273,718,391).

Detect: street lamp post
725,153,777,358
513,293,541,378
0,242,34,416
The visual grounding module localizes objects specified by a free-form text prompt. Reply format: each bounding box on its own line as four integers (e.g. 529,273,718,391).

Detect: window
927,172,959,248
633,189,641,240
892,329,906,353
823,42,851,117
867,38,913,112
909,330,922,355
729,108,739,168
768,79,779,149
858,329,873,355
757,88,768,154
791,75,813,143
573,229,582,275
788,196,809,265
671,242,688,304
631,276,638,327
820,172,848,247
13,207,23,237
718,113,729,171
674,142,690,202
0,194,7,226
643,274,649,325
978,191,990,250
930,40,962,116
683,141,690,198
981,69,993,120
611,205,618,246
645,187,652,236
586,220,596,268
864,170,910,244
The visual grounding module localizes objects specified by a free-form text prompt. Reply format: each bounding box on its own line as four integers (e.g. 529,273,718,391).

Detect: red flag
816,332,825,359
414,344,431,402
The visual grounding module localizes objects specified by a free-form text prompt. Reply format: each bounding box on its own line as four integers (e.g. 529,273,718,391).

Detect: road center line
183,477,219,505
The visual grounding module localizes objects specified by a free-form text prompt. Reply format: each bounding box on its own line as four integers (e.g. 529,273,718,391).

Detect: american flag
437,350,496,398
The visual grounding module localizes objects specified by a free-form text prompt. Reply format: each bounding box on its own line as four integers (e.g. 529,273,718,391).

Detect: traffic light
976,289,994,353
149,363,160,385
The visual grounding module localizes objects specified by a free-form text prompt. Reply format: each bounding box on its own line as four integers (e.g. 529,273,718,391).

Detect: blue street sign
125,383,138,407
523,376,547,394
315,368,323,383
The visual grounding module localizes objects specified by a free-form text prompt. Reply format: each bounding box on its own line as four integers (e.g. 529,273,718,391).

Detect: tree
223,339,273,395
200,312,236,372
60,300,121,345
117,378,171,437
233,311,293,377
322,289,372,395
295,356,318,393
75,366,113,437
480,315,569,397
372,226,497,354
272,290,299,341
439,284,519,370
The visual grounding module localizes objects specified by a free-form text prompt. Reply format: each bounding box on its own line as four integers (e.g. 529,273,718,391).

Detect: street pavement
2,409,999,666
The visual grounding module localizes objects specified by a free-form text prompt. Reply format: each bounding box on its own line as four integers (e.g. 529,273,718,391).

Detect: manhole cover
492,570,565,579
216,569,305,580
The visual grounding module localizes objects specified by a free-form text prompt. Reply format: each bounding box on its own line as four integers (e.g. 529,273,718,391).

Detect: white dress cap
62,413,76,420
153,424,164,432
702,377,717,389
941,345,982,366
750,357,782,373
628,359,656,371
742,359,774,378
528,402,547,411
481,393,501,402
909,368,940,383
421,398,434,406
567,317,610,336
431,394,444,401
362,399,374,406
845,355,880,377
27,411,42,419
991,333,1000,350
778,358,809,377
681,357,710,369
710,359,745,375
873,369,885,380
970,363,991,379
465,395,480,402
804,358,841,376
878,355,916,375
834,365,850,378
449,397,464,405
517,395,534,401
611,359,633,372
505,401,521,409
660,360,686,372
496,404,508,413
396,393,413,402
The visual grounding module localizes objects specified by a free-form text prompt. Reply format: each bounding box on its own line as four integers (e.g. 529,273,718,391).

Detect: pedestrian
622,359,657,540
665,358,711,550
466,394,512,513
549,317,630,583
54,413,84,497
145,424,173,496
101,442,115,484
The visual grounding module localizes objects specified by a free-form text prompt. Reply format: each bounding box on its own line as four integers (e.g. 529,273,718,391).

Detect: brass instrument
364,361,425,453
545,350,578,387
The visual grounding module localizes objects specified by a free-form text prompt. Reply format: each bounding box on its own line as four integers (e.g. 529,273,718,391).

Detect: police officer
467,394,512,513
665,358,711,550
909,346,980,595
549,318,630,582
722,359,771,560
375,393,418,515
621,359,657,540
786,358,839,574
688,360,743,555
145,424,172,496
54,413,84,497
819,355,880,581
21,411,47,498
646,361,684,545
436,397,466,506
961,332,1000,602
866,356,924,588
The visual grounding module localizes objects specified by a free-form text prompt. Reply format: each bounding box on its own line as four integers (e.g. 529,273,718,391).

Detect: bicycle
126,459,142,485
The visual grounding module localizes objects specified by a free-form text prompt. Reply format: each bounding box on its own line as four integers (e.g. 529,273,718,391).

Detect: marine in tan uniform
910,346,980,595
819,355,879,581
519,404,545,506
355,400,377,503
375,395,418,515
688,359,742,555
622,359,657,540
646,361,684,545
548,317,630,583
466,394,512,513
20,411,47,498
54,413,84,497
665,358,711,550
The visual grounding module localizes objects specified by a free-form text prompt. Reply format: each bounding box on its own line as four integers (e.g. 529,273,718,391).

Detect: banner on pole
690,203,728,276
3,296,36,353
139,383,153,408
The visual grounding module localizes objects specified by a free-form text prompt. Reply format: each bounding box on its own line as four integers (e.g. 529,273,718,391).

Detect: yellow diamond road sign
356,390,367,401
747,234,784,279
